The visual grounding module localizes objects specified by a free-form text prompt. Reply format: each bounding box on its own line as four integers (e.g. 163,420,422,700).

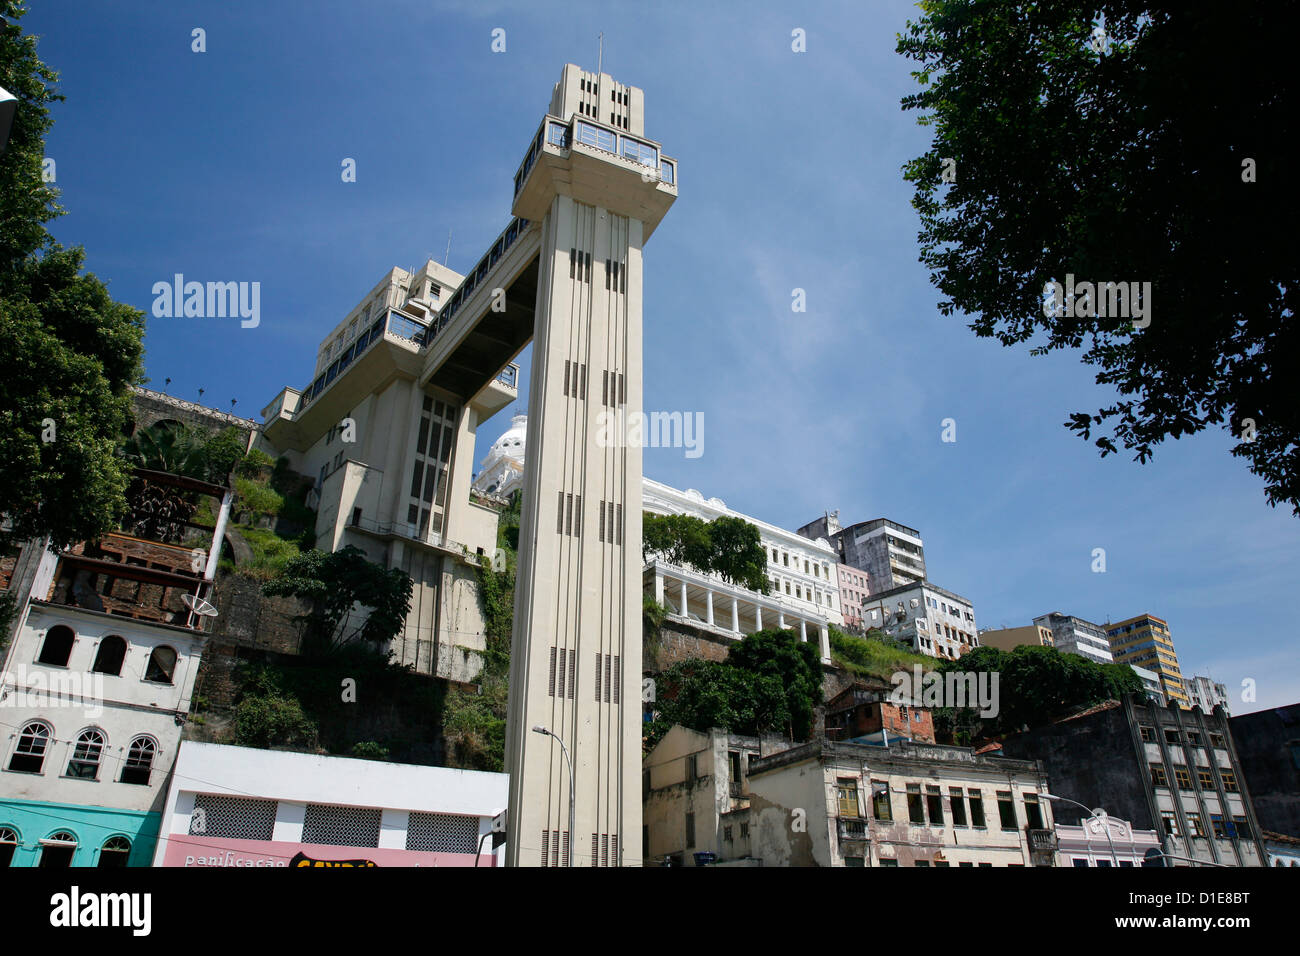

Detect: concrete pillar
654,571,664,605
680,580,688,618
799,618,808,643
731,597,739,633
755,606,762,630
819,624,830,662
778,611,786,629
705,589,714,626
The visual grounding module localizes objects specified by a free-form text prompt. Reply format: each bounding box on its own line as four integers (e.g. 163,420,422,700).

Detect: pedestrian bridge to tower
417,112,677,403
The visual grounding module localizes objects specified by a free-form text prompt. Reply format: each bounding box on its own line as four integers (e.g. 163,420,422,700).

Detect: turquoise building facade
0,798,160,867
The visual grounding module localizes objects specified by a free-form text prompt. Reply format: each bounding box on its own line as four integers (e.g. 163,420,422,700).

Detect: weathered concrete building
642,726,788,866
1228,702,1300,840
1056,814,1161,867
1001,695,1267,866
746,739,1056,867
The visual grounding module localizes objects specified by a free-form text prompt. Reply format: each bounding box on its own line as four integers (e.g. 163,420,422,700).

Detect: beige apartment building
978,623,1054,652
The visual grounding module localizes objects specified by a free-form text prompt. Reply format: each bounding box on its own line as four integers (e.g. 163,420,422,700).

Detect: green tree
899,1,1300,513
0,3,146,551
727,629,823,740
642,511,772,595
262,546,413,655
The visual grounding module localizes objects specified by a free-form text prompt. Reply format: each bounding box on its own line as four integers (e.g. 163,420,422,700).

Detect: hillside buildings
1033,612,1114,665
0,475,229,866
1106,614,1189,707
861,581,978,659
1186,675,1229,716
644,478,841,662
979,623,1054,652
798,512,926,593
1001,695,1267,866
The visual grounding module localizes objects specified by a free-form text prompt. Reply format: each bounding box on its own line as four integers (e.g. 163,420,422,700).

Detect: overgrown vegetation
261,545,414,656
931,644,1145,745
644,628,823,752
829,627,935,682
441,492,519,771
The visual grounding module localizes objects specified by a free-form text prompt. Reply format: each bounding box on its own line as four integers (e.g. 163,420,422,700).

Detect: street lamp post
1042,792,1120,867
532,725,574,867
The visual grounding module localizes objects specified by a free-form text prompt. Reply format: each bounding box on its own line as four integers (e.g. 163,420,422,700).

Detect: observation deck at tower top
262,75,676,441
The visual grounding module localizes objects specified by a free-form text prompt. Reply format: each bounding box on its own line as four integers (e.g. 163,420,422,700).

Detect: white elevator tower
503,64,677,866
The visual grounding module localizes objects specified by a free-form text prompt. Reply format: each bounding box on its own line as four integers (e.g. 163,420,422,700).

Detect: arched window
120,736,157,786
144,646,177,684
65,728,106,780
38,831,76,868
0,827,18,868
37,625,75,666
91,635,127,676
98,836,131,868
8,721,52,773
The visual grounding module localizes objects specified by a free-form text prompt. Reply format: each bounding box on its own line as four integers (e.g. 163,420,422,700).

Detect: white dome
482,413,527,468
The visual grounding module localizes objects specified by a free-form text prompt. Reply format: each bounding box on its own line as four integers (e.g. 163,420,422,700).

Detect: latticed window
405,812,477,854
302,804,381,848
120,736,156,786
9,721,51,773
190,794,277,841
65,728,106,780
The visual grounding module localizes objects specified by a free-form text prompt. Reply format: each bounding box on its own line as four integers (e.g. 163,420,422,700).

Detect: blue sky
26,1,1299,714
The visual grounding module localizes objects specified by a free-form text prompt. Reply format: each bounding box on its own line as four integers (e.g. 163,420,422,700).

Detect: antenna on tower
597,32,604,76
444,228,453,266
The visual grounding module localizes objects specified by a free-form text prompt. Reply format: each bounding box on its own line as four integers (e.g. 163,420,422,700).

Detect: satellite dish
182,593,218,618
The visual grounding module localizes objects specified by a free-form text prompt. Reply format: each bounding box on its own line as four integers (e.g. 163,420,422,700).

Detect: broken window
907,784,925,824
37,625,75,666
925,786,944,826
969,790,986,828
144,645,177,684
950,787,967,827
91,635,127,676
997,791,1017,830
1024,793,1044,829
872,782,892,821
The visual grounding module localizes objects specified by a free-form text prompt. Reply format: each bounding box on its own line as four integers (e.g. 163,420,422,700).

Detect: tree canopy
642,511,771,594
0,2,146,550
933,643,1144,742
899,1,1300,513
647,628,823,748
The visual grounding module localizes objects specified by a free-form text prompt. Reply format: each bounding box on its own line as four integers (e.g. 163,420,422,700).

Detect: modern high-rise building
1033,612,1114,665
502,64,677,867
1105,613,1189,708
798,513,926,594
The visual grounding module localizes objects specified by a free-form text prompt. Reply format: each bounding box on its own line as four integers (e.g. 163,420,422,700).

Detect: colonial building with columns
643,478,841,663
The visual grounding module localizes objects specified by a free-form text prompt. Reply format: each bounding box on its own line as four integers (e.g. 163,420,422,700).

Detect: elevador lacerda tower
502,64,677,866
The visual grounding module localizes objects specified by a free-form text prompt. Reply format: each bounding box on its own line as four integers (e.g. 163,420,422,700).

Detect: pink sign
160,834,496,867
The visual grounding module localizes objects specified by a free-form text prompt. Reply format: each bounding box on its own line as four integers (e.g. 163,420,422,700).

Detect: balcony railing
514,114,676,201
838,818,869,843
